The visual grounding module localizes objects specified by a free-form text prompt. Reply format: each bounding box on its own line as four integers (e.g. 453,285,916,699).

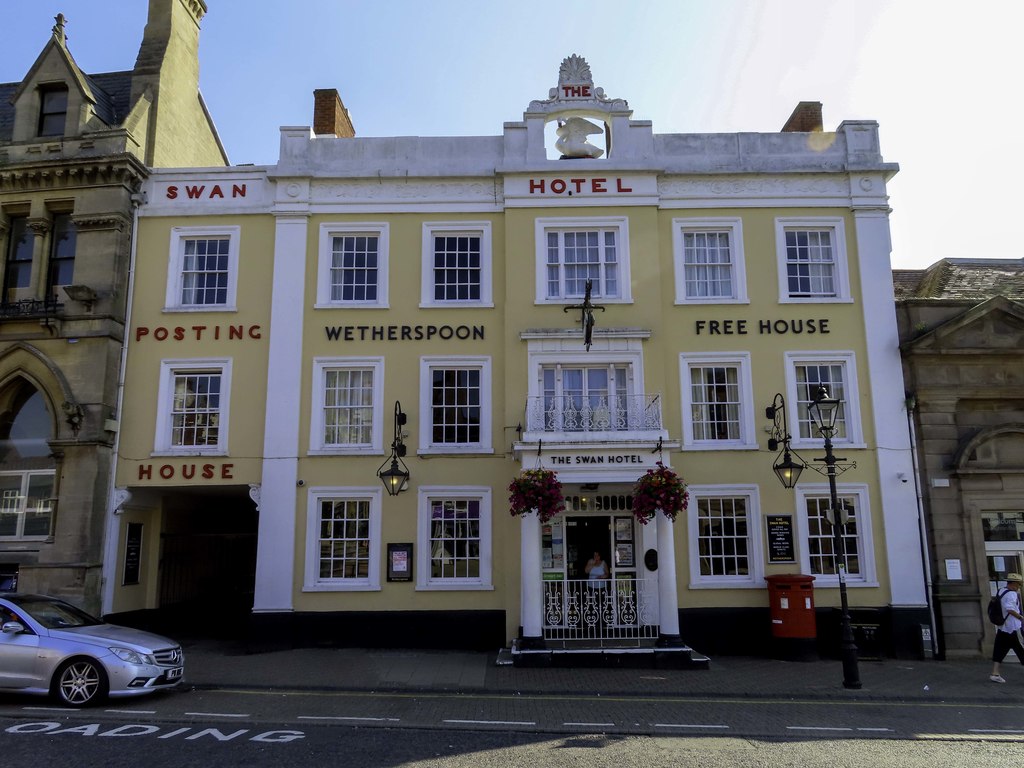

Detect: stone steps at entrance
508,639,711,669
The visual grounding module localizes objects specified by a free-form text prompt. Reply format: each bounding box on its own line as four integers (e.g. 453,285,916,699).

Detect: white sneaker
991,674,1007,683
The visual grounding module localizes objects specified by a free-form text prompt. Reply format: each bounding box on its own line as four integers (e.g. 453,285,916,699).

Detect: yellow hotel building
103,57,929,661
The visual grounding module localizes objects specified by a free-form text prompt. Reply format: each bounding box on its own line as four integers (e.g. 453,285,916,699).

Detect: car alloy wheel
54,659,107,706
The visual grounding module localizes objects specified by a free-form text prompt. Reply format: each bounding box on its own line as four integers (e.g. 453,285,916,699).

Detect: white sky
3,0,1021,269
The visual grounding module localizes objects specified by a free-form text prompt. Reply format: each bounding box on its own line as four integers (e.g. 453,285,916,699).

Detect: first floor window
46,212,77,293
420,357,491,452
433,233,480,301
417,487,492,588
542,363,629,432
304,489,381,590
0,472,55,539
312,359,383,452
689,365,740,441
681,353,755,449
156,359,231,454
795,362,848,440
687,486,761,587
3,215,33,303
171,372,221,447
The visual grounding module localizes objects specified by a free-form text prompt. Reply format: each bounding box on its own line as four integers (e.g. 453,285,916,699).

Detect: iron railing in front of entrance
542,576,658,646
524,394,663,434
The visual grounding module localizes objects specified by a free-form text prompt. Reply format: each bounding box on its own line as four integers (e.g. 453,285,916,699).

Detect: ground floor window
686,485,762,587
0,471,55,539
303,488,382,591
416,487,492,589
794,484,873,585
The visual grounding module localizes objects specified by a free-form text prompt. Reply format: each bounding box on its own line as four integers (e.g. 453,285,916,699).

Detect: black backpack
989,589,1008,626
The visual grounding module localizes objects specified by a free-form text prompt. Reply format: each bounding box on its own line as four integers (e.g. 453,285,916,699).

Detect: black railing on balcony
0,297,64,319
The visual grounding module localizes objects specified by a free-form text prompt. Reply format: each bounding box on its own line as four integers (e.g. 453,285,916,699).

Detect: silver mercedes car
0,593,184,706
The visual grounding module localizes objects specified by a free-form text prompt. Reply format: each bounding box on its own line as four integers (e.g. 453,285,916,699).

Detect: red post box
765,574,816,639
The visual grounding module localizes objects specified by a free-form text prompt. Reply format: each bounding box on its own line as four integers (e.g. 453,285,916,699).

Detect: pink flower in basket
632,462,688,525
508,468,565,523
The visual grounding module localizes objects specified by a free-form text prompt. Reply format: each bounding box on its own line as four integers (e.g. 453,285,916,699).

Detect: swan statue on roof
555,117,604,159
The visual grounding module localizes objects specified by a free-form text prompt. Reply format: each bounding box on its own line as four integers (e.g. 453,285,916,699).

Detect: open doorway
566,515,612,579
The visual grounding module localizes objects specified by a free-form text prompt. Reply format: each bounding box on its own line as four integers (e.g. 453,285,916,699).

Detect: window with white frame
686,486,762,587
0,472,55,540
421,222,492,306
775,218,849,302
419,357,492,453
316,223,388,307
542,363,629,433
303,488,382,591
794,484,873,585
155,359,231,454
310,358,383,454
673,218,746,303
165,227,240,310
680,353,756,449
785,352,861,446
416,487,492,589
535,217,630,303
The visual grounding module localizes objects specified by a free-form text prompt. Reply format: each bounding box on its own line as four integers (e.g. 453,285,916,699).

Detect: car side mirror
2,621,25,634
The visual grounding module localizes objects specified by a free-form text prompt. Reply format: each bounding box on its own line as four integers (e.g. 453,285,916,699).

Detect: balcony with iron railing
522,393,665,443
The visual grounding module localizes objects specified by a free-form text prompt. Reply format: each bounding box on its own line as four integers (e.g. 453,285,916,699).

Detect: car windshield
11,597,104,629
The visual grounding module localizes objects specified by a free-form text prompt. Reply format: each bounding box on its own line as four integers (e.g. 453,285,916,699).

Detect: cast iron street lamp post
807,386,862,690
766,388,861,689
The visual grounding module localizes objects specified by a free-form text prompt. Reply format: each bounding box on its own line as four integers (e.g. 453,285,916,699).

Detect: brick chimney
313,89,355,138
781,101,823,132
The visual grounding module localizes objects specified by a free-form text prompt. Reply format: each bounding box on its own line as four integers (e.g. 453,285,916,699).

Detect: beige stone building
895,258,1024,657
0,0,225,611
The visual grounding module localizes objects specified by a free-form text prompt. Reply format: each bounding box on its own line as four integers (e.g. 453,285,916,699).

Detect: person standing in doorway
585,551,609,582
991,572,1024,683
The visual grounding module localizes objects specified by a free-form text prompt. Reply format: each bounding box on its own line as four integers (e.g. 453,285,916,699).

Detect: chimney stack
313,89,355,138
781,101,823,132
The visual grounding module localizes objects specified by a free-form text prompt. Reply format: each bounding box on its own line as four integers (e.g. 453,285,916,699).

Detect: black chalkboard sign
766,515,795,563
123,522,143,585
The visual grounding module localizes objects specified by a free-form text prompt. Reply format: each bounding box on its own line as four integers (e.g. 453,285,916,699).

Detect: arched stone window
0,381,56,539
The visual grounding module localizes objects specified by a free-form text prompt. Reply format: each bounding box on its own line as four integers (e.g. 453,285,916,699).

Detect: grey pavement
178,637,1024,704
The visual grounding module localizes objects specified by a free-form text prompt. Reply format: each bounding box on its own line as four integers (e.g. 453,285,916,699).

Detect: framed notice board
766,515,796,563
387,543,413,582
122,522,143,586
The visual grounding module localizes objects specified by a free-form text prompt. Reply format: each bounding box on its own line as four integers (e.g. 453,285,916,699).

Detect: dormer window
38,85,68,137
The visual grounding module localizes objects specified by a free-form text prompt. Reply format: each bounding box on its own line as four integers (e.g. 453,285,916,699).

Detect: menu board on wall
122,522,143,586
766,515,796,563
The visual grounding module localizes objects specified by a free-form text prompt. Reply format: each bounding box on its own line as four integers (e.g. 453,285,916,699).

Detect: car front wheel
53,659,109,707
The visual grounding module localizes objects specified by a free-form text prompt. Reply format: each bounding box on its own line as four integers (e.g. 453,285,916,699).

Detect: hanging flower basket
632,462,688,525
508,468,565,523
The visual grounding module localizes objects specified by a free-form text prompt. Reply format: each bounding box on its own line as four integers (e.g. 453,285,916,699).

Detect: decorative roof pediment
903,295,1024,353
11,18,96,109
526,54,631,119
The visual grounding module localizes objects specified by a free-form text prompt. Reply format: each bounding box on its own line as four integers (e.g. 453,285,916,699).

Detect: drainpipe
907,394,940,658
99,188,146,616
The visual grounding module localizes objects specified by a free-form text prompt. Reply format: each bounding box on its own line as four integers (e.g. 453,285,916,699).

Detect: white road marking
298,716,400,722
857,727,894,732
654,723,730,729
443,719,536,726
183,712,250,718
564,722,616,727
787,726,854,732
22,707,74,712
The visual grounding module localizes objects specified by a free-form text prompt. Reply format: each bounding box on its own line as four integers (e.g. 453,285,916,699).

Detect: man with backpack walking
990,573,1024,683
